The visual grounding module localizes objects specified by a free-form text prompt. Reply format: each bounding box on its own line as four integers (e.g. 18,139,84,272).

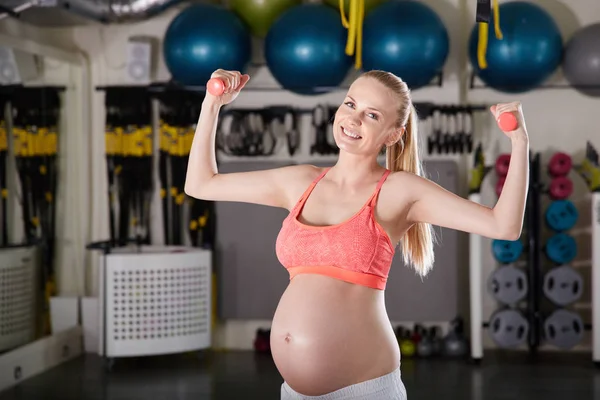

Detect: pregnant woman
185,69,529,399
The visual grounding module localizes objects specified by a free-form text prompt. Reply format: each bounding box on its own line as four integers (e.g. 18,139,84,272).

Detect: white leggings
280,367,407,400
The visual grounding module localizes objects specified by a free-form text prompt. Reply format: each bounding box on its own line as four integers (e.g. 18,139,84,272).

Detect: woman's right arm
184,70,309,209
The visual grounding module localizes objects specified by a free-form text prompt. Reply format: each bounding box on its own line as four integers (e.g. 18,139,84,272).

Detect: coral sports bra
275,167,395,290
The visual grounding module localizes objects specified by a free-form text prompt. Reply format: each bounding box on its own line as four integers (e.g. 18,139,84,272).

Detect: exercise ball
468,2,563,93
362,0,449,89
265,4,352,95
163,4,252,86
229,0,301,38
563,23,600,97
323,0,386,15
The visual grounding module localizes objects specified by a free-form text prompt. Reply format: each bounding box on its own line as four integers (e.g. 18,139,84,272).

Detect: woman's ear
386,126,405,147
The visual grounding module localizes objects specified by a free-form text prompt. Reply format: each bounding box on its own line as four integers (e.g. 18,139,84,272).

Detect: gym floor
0,350,597,399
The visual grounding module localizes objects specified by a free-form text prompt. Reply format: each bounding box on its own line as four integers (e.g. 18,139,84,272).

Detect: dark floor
1,350,599,400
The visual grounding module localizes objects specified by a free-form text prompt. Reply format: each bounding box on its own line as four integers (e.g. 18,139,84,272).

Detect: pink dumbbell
206,78,225,96
497,112,518,132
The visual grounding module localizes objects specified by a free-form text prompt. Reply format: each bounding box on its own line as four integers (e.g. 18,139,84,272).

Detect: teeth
343,127,361,139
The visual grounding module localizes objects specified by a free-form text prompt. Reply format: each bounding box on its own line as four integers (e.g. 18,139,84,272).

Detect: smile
342,127,362,139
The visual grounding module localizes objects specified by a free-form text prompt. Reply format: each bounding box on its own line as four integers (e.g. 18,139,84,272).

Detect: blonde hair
361,70,435,277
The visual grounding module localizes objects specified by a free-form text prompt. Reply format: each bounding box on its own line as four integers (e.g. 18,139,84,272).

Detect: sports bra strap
368,169,391,206
292,167,331,211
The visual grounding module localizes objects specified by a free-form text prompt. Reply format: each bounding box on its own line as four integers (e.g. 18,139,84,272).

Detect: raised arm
184,70,310,209
405,102,529,240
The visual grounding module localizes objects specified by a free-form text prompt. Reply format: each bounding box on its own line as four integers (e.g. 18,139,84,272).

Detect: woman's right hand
205,69,250,107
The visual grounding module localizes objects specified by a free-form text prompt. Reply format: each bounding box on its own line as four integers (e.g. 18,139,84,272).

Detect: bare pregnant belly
270,274,400,396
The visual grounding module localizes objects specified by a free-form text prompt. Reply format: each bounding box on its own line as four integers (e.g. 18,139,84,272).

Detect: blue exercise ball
265,4,353,95
362,0,449,90
468,2,563,93
163,4,252,86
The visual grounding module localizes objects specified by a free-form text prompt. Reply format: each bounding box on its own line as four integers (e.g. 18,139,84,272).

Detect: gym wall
3,0,598,351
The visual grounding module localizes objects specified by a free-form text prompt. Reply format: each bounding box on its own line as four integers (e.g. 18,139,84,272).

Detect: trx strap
104,88,152,246
476,0,503,69
0,95,7,246
340,0,365,69
158,88,215,248
10,87,61,335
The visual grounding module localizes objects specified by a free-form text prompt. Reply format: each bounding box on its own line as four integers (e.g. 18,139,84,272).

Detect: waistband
282,366,404,399
287,266,387,290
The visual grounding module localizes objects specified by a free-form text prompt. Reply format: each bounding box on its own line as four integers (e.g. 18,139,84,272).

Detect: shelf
95,71,445,96
0,84,66,95
468,71,600,91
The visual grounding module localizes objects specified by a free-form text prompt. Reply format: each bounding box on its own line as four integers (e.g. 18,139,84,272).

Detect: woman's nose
347,112,362,126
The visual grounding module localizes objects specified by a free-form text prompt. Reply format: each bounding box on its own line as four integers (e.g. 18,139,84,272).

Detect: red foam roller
549,176,573,200
497,113,518,132
495,154,511,177
495,176,506,197
548,152,573,177
207,78,225,96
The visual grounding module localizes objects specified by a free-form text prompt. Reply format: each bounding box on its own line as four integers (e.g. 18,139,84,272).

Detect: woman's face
332,76,402,156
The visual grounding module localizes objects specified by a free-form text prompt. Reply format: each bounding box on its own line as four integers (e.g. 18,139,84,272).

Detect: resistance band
476,0,503,69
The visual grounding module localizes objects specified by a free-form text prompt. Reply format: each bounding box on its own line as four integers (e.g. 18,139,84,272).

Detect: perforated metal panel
0,246,38,352
100,247,212,358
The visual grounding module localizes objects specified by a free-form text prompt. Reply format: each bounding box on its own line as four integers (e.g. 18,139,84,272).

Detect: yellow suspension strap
0,113,8,246
10,87,62,336
576,142,600,193
476,0,503,69
104,88,127,245
159,118,172,244
140,122,153,243
339,0,365,70
105,121,118,244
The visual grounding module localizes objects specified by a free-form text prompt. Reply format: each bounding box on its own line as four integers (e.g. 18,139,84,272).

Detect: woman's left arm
405,102,529,240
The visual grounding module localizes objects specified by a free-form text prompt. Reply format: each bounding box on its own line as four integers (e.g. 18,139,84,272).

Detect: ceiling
0,0,190,26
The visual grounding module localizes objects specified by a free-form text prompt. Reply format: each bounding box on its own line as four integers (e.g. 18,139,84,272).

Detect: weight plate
543,266,583,306
488,265,528,305
544,309,584,349
492,239,524,264
545,233,577,265
545,200,578,232
488,309,529,348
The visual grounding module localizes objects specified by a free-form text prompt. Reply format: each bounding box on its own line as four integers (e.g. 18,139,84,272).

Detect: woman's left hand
490,101,528,141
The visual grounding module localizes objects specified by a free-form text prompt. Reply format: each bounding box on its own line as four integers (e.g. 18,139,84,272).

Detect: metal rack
468,148,600,366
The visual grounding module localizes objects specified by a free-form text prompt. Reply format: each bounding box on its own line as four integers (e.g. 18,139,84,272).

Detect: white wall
3,0,599,351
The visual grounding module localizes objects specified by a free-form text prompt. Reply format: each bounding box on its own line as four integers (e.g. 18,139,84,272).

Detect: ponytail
386,104,435,277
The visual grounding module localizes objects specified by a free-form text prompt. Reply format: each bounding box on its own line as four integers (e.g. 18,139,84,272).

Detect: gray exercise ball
562,23,600,97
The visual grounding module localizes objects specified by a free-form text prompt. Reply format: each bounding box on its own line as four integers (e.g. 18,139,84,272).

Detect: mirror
0,28,88,372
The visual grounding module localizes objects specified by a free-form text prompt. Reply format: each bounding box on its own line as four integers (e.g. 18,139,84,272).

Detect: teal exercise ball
163,4,252,86
264,4,353,95
361,0,449,89
468,1,563,93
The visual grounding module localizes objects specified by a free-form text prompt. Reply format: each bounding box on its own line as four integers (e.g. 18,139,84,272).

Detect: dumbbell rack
468,146,600,365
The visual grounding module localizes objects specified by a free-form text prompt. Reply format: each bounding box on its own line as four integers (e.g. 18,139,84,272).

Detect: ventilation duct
0,0,188,26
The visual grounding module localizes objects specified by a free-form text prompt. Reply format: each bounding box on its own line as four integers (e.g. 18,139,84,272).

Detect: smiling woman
184,68,530,400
